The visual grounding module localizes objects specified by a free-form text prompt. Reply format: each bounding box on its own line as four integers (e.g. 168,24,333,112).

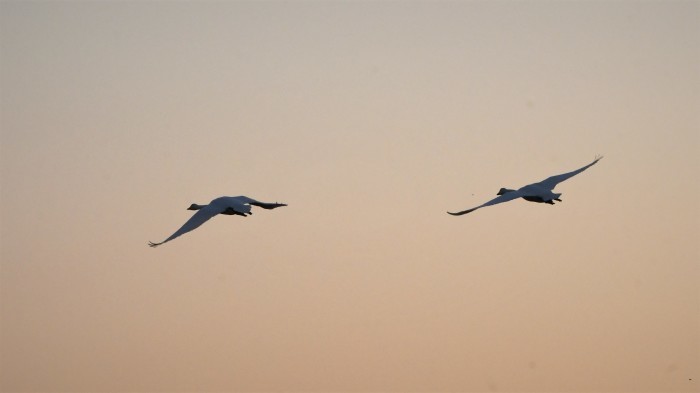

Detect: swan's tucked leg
222,207,251,217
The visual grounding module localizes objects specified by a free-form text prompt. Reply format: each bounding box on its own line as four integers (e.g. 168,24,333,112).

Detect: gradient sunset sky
1,1,698,392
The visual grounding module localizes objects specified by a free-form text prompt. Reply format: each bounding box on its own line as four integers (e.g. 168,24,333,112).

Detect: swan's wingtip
447,207,477,216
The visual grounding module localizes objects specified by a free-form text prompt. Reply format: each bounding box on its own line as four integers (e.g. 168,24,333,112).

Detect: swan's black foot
555,198,562,202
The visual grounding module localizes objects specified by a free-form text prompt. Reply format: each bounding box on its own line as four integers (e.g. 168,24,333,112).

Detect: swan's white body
149,196,286,247
448,156,603,216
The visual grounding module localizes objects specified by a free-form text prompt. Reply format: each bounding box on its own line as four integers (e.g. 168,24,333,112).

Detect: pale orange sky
1,1,698,392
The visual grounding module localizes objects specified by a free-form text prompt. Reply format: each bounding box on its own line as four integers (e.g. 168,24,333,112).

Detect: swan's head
497,188,516,196
187,203,203,211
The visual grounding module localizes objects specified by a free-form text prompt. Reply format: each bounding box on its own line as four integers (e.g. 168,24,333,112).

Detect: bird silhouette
448,156,603,216
149,196,286,247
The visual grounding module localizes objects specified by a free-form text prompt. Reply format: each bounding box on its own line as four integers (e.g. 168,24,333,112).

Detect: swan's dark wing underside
148,206,223,247
448,190,524,216
535,155,603,191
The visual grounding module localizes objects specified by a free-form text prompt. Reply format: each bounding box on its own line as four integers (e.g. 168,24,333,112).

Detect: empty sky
1,1,698,392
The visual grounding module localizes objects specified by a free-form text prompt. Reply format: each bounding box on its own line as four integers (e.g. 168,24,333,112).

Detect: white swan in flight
448,156,603,216
149,196,287,247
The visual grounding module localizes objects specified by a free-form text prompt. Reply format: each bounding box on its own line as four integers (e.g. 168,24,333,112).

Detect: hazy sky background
1,1,698,392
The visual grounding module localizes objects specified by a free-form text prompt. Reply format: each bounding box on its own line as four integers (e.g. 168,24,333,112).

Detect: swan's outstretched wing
148,205,223,247
250,201,287,209
448,190,524,216
535,155,603,190
233,196,287,210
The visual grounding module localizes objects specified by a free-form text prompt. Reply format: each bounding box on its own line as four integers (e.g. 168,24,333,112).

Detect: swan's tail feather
497,188,516,196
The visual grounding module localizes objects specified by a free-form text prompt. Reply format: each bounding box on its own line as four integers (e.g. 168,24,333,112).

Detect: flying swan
149,196,287,247
448,156,603,216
